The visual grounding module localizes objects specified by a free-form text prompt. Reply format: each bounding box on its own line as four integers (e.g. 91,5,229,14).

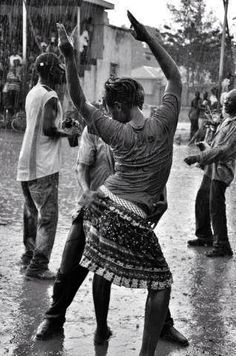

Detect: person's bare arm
76,161,106,214
43,97,76,138
56,23,96,124
76,162,90,191
127,11,182,97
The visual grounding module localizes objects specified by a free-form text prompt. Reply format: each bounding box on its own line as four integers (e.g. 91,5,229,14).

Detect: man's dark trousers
195,174,229,247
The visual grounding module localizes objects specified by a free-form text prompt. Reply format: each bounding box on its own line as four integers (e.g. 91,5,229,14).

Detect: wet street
0,128,236,356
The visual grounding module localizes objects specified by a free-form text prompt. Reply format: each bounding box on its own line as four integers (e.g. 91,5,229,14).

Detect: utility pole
22,0,27,65
22,0,27,107
218,0,229,104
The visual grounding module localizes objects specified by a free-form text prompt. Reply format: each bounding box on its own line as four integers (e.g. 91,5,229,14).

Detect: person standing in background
185,89,236,257
188,91,202,140
17,53,76,280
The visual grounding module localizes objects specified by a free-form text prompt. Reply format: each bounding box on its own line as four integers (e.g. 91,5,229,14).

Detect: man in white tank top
17,53,77,280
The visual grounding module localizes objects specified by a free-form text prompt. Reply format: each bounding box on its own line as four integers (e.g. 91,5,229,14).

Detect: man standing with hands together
185,89,236,257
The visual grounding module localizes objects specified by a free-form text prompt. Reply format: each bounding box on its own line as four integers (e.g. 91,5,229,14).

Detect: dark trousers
45,213,174,330
195,175,229,247
6,90,20,114
189,118,199,140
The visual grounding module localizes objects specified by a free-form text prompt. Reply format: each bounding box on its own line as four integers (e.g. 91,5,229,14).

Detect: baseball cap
35,52,65,72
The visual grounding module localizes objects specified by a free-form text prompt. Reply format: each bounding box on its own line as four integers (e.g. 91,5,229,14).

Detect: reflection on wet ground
0,129,235,355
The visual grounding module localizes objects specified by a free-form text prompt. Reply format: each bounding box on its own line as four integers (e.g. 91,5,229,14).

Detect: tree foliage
159,0,233,86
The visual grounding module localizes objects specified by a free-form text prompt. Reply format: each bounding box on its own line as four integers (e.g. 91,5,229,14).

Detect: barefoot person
41,12,181,355
36,125,188,346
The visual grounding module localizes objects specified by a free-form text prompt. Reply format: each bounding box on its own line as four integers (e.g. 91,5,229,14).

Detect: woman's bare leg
139,287,171,356
92,274,112,343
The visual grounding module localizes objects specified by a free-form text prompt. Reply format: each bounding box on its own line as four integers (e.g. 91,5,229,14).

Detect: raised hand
56,23,74,57
196,141,210,151
127,10,148,42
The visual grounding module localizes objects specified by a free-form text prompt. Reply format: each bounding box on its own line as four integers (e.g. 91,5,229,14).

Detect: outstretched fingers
56,23,74,56
56,23,68,44
127,10,139,27
127,10,148,42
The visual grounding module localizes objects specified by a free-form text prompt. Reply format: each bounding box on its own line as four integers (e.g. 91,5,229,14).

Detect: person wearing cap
9,47,23,67
17,52,76,280
185,89,236,257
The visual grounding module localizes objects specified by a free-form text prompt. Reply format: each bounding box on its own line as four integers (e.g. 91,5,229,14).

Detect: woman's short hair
104,77,144,109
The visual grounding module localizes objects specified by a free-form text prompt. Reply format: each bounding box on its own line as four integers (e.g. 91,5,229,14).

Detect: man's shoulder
81,126,96,142
29,83,44,93
27,84,45,99
41,84,54,92
82,126,91,138
27,85,57,106
220,118,236,131
225,119,236,137
83,126,107,151
26,85,39,98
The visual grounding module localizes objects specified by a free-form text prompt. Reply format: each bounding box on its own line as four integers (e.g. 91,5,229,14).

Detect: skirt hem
80,257,173,290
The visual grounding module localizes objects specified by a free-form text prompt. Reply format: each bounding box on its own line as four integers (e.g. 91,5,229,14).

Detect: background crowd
188,77,232,143
0,10,91,118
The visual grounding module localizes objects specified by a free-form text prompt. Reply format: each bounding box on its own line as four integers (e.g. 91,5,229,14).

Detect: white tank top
17,83,63,181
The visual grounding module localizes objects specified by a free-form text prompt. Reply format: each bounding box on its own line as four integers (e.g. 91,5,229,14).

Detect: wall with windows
82,24,132,102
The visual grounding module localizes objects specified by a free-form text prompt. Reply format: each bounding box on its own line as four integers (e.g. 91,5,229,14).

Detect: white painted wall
82,24,132,102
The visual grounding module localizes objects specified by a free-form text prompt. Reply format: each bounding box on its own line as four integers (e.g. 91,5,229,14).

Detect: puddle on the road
1,130,236,356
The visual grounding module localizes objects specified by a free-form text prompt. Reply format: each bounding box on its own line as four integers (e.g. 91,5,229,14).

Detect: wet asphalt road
0,128,235,356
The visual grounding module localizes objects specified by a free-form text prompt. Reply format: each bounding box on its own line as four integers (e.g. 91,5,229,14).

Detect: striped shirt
87,93,180,215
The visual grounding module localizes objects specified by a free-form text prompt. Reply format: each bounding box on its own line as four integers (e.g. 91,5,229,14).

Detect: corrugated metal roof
132,65,187,83
0,0,113,9
0,0,82,6
131,66,165,80
84,0,114,9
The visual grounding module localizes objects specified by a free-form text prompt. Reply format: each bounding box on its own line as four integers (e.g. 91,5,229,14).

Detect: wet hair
35,52,63,80
104,77,144,110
